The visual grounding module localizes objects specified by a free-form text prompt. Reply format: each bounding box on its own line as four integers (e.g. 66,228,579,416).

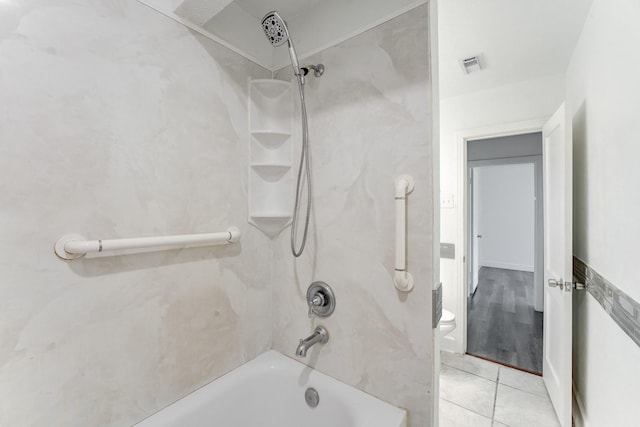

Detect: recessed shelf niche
248,79,293,237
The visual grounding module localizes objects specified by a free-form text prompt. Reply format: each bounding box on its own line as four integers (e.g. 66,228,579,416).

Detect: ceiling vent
460,55,482,74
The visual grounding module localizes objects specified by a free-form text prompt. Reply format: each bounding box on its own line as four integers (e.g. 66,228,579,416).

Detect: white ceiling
234,0,325,21
139,0,593,96
438,0,594,99
139,0,426,71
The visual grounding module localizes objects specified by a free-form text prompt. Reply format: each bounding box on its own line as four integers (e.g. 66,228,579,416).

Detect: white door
542,103,572,427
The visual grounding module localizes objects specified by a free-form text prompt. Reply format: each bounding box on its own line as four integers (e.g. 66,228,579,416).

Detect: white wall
475,163,535,272
0,1,272,425
566,0,640,424
273,6,436,426
439,74,564,352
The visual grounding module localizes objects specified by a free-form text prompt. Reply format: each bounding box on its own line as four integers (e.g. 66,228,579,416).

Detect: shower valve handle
308,293,325,318
305,282,336,318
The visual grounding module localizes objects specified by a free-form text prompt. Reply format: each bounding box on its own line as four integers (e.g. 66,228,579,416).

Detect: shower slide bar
54,227,240,260
394,175,414,292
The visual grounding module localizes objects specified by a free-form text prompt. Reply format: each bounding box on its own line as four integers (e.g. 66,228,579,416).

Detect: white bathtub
135,350,407,427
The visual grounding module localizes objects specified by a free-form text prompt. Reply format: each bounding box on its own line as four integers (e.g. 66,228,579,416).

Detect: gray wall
468,132,542,161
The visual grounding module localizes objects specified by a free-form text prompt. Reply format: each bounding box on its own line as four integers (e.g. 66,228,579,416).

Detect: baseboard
440,335,457,353
480,261,534,272
572,381,589,427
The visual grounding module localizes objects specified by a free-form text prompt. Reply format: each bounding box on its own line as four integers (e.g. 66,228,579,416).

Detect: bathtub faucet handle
311,294,325,306
308,293,324,318
306,281,336,318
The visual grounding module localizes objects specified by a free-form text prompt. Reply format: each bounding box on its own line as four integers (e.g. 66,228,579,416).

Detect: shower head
261,11,301,76
261,11,290,47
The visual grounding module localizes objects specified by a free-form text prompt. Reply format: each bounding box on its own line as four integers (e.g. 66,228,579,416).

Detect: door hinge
572,281,587,291
433,283,443,328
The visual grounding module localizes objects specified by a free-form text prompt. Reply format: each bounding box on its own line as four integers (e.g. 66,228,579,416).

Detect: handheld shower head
261,11,289,47
260,11,324,258
261,11,301,76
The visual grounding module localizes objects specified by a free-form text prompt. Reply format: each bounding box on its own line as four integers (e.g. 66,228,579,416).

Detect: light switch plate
440,243,455,259
441,193,454,209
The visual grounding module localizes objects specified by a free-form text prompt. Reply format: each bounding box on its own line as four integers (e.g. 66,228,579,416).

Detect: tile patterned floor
440,352,560,427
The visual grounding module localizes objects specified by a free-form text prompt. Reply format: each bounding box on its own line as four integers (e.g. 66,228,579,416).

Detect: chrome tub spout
296,326,329,357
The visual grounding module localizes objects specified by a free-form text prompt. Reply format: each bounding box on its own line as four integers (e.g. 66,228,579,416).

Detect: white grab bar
394,175,414,292
54,227,241,260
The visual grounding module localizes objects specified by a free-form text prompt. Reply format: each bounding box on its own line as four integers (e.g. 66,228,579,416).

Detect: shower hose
291,75,311,257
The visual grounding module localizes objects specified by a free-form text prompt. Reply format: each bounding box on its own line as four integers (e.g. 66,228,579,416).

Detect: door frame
455,118,547,353
467,167,477,296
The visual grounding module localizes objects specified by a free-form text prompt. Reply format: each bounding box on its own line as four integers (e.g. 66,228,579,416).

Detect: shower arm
300,64,325,78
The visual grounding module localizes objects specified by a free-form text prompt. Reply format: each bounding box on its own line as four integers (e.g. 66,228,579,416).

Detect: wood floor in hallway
467,267,543,374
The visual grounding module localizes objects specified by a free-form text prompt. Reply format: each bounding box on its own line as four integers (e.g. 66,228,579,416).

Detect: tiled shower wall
272,5,436,426
0,2,436,426
0,1,272,425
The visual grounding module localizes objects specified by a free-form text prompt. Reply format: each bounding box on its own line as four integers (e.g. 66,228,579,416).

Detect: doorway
465,133,544,373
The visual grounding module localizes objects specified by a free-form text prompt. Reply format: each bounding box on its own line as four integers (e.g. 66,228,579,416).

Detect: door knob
548,279,564,290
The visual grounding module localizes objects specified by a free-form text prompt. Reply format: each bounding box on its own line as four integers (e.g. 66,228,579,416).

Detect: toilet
439,309,456,336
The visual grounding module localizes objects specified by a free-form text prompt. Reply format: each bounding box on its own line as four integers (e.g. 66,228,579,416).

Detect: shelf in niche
251,164,290,181
251,79,291,98
249,213,292,237
251,163,290,169
250,212,291,219
251,131,291,147
249,78,293,239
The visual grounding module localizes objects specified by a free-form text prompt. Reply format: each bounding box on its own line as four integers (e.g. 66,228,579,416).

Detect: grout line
499,382,549,398
441,362,498,383
491,368,500,423
440,397,493,421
